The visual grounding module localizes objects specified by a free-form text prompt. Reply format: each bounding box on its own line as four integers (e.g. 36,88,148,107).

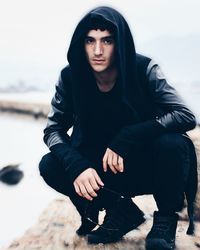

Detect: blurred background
0,0,199,248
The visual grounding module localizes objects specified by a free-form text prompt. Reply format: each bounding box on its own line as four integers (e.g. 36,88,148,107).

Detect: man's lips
92,59,105,64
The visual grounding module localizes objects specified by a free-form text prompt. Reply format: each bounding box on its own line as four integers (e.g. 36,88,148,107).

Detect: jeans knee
153,133,189,155
38,152,57,178
38,152,73,196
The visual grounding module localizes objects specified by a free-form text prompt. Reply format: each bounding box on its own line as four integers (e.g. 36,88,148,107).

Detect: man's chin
91,65,108,73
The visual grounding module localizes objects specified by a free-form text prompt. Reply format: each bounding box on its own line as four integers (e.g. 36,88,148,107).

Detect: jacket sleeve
43,67,93,182
147,61,196,131
108,61,196,158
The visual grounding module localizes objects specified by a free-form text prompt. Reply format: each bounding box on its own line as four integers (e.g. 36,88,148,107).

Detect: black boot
74,185,122,237
145,211,178,250
87,197,145,244
67,193,98,236
76,198,101,236
76,211,98,236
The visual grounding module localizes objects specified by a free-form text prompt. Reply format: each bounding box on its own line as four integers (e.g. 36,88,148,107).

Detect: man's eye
85,38,94,44
103,39,113,45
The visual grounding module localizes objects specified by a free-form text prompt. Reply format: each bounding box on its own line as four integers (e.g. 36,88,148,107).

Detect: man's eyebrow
85,36,94,39
101,35,114,39
85,35,114,39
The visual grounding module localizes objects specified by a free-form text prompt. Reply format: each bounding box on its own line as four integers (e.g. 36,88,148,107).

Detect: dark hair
86,15,116,35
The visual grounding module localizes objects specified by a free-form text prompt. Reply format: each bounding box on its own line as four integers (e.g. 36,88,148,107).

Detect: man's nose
94,42,103,55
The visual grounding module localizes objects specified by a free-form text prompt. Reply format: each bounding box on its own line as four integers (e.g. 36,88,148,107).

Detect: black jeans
39,133,194,216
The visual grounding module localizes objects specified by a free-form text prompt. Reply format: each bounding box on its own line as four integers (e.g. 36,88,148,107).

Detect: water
0,114,59,249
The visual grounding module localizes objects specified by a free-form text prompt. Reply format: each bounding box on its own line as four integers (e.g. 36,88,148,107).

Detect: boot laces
84,186,125,232
151,215,176,238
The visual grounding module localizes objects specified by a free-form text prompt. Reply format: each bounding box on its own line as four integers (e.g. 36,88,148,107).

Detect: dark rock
0,164,24,185
195,242,200,248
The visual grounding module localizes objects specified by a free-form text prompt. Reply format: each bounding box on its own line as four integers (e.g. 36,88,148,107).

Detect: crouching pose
39,6,197,250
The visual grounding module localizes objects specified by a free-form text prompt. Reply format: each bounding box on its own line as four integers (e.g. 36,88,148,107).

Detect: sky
0,0,200,88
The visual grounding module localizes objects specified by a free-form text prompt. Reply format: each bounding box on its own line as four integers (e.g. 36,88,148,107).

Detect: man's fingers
112,153,118,166
103,152,108,172
113,153,123,172
79,183,93,201
110,164,118,174
118,156,124,172
102,148,124,174
93,171,104,187
108,152,117,174
74,183,83,197
85,182,98,198
89,177,100,191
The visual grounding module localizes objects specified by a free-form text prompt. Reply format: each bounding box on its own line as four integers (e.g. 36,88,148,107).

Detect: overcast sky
0,0,200,87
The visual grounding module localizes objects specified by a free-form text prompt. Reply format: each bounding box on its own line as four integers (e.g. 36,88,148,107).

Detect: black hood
67,6,145,118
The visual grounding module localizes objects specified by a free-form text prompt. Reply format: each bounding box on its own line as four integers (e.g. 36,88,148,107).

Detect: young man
39,6,197,250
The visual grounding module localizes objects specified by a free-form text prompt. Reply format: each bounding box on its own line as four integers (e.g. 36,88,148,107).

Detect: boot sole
87,217,146,244
76,223,96,237
87,234,122,244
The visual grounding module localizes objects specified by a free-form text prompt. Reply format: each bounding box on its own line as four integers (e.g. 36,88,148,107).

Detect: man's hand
103,148,124,174
73,168,104,201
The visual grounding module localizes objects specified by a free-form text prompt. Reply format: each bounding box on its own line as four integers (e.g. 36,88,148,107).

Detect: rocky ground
1,196,200,250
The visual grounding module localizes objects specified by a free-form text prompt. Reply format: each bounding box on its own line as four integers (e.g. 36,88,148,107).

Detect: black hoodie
67,6,147,119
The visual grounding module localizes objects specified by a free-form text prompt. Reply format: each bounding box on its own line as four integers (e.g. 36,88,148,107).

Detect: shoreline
0,92,51,119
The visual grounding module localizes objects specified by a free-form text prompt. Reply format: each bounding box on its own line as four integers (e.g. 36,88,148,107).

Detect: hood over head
67,6,145,118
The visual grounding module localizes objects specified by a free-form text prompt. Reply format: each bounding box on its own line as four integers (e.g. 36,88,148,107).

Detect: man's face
84,29,115,73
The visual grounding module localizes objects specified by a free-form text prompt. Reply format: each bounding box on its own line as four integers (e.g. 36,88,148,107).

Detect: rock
4,197,200,250
179,127,200,221
0,164,24,185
